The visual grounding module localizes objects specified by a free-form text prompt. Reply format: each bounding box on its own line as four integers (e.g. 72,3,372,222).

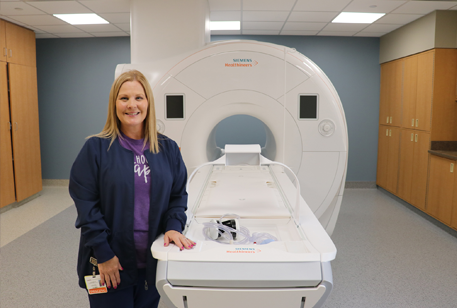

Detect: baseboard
345,181,376,189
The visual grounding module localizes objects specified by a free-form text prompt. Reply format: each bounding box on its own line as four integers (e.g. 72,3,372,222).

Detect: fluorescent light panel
332,12,385,24
210,21,240,31
53,14,109,25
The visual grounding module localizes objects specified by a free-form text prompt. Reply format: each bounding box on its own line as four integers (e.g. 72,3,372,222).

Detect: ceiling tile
79,0,129,13
281,30,319,35
344,0,406,14
376,13,423,24
242,29,280,35
294,0,352,12
92,31,128,37
288,12,338,23
322,23,368,32
243,21,284,30
392,1,457,14
363,23,401,33
208,0,241,11
318,31,358,36
27,1,92,14
283,22,327,31
98,13,130,24
34,25,85,34
210,11,241,21
74,23,125,32
0,1,46,15
57,32,95,38
7,14,67,26
354,32,385,37
243,0,296,11
243,11,289,22
114,23,130,32
210,29,242,35
36,33,59,39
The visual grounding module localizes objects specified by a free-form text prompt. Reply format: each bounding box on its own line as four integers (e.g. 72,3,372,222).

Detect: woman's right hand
98,256,123,289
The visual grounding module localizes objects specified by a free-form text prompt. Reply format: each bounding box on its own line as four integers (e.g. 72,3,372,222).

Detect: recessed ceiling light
53,14,109,25
210,21,240,31
332,12,385,24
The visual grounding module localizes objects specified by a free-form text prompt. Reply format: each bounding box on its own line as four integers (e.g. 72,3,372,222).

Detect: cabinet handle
390,116,393,124
411,119,414,127
451,163,454,173
14,122,18,131
389,129,392,137
3,47,7,57
9,49,12,58
416,119,419,127
415,134,418,142
386,129,389,136
387,116,389,124
411,133,414,141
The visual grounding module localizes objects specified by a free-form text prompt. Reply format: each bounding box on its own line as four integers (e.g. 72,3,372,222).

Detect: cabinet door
389,60,402,127
0,62,16,207
386,127,400,193
8,64,42,202
426,155,454,225
402,56,417,129
5,21,36,67
410,131,430,211
376,126,400,193
379,63,391,125
415,51,433,132
376,126,389,188
398,129,415,203
0,20,6,62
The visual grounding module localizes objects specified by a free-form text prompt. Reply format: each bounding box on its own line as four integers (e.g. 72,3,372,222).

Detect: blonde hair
89,70,159,153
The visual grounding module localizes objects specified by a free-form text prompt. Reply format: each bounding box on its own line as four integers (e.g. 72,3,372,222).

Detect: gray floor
1,188,457,307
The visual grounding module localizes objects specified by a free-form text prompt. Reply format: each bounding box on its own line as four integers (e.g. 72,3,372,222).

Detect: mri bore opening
206,115,276,162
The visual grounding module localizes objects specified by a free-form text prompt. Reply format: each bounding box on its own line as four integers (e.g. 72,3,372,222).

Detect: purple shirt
119,133,151,268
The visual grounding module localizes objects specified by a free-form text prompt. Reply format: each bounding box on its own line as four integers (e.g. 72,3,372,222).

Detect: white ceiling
0,0,456,39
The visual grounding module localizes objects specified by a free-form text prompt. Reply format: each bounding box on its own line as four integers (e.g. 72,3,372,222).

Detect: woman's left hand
164,230,196,250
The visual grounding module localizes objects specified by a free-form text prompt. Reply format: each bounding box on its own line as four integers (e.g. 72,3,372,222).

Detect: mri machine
115,39,348,308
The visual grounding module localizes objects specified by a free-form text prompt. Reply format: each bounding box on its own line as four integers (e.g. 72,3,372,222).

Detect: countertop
429,141,457,160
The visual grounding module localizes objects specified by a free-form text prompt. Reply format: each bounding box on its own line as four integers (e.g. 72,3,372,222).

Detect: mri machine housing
115,40,348,308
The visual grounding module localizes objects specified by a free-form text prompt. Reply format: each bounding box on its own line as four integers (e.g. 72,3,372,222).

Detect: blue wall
36,35,380,182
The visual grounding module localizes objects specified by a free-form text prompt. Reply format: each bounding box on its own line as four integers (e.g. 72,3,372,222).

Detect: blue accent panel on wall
36,35,379,181
36,37,130,179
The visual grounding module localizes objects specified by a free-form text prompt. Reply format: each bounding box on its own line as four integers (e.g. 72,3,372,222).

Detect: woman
69,70,195,307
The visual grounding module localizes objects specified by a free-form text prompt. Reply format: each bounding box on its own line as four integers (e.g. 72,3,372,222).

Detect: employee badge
84,257,107,295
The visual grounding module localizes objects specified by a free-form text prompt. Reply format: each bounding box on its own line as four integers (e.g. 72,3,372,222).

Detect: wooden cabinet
401,51,433,131
0,20,6,62
377,125,400,194
426,155,455,225
398,129,430,210
0,62,15,207
0,19,41,208
0,19,36,66
379,59,402,126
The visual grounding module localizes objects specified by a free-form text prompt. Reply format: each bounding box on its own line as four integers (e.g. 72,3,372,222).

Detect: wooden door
376,125,389,188
426,155,454,225
0,20,6,62
0,62,16,207
415,51,433,132
398,129,415,203
410,131,430,211
5,21,36,67
8,64,42,201
389,60,402,127
402,56,417,129
386,127,400,193
379,63,390,126
452,175,457,230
